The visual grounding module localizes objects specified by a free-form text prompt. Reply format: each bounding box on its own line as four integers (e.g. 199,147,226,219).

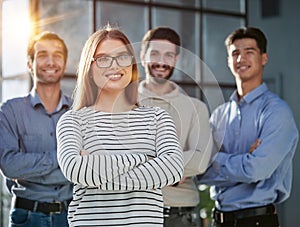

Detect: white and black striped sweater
56,106,184,227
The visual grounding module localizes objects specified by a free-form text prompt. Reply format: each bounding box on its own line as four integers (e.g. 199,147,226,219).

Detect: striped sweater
56,106,183,226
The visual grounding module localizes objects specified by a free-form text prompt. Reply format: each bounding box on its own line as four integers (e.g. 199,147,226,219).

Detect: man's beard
148,63,174,84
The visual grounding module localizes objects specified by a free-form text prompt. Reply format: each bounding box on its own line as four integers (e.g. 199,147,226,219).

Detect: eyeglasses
92,54,134,68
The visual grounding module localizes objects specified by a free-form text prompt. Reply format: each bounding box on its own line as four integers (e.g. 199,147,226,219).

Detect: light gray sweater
139,80,213,207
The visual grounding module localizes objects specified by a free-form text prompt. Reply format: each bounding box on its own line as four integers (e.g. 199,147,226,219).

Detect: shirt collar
29,89,71,111
230,82,268,104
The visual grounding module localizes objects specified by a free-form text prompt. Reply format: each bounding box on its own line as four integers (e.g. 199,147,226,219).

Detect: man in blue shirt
0,31,72,227
198,27,298,227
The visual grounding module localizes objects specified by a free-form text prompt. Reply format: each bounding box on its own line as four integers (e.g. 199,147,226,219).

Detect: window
1,0,31,102
93,0,246,111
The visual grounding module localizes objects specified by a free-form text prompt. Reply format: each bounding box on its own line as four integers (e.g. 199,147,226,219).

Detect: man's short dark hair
225,27,267,54
27,31,68,63
141,26,181,56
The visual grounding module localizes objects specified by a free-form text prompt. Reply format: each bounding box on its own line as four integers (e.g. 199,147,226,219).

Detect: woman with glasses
56,26,184,227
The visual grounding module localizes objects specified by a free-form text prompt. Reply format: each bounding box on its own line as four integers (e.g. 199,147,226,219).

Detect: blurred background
0,0,299,226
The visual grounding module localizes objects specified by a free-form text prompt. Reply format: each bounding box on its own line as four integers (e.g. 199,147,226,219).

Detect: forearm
183,140,213,177
24,168,71,185
0,147,57,179
98,149,183,190
56,115,149,186
183,110,213,176
99,113,184,190
197,151,233,187
0,109,58,179
59,151,148,186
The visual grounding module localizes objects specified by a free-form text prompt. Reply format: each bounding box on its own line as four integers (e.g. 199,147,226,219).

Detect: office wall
248,1,300,226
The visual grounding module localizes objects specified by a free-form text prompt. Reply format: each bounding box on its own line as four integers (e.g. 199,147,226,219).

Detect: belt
14,197,71,214
213,204,276,223
164,206,195,217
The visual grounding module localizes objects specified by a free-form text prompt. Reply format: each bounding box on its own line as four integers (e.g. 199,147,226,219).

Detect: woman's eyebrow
94,50,130,58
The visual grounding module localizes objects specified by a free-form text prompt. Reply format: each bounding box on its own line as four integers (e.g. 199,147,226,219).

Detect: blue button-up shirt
0,89,73,202
199,83,299,211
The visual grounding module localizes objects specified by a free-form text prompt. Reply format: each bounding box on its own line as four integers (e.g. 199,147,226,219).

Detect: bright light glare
2,0,31,77
198,184,208,191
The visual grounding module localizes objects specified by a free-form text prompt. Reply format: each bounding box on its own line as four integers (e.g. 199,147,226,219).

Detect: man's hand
172,176,186,186
80,150,90,156
178,176,187,184
249,139,262,153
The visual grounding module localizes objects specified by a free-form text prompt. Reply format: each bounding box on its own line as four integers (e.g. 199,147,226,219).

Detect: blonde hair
72,26,139,110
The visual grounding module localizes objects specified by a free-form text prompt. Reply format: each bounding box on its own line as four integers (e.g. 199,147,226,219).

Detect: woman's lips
105,73,123,80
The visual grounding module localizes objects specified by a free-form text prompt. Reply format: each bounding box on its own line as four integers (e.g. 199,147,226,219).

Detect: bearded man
138,26,213,227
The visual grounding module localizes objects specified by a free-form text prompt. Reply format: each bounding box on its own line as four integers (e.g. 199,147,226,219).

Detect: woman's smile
105,72,123,80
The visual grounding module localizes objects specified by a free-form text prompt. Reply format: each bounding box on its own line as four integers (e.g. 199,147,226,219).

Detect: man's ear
227,56,230,68
262,53,268,66
140,53,146,67
175,54,180,63
27,58,33,75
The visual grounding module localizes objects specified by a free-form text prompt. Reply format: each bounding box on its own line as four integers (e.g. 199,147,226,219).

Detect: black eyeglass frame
91,54,134,68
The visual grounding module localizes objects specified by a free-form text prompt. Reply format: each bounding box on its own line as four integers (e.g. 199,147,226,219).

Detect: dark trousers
212,204,279,227
164,206,201,227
